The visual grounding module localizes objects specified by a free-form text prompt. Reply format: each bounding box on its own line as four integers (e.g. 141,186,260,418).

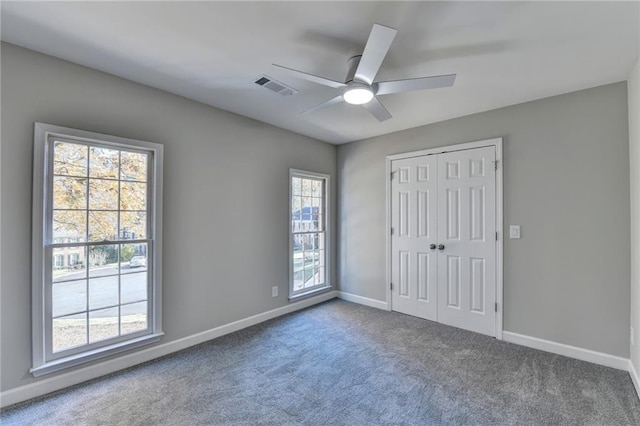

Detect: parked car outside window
129,255,147,268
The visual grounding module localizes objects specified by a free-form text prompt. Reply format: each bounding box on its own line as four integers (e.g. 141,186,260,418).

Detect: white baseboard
0,291,338,408
502,331,629,371
629,360,640,399
337,291,388,310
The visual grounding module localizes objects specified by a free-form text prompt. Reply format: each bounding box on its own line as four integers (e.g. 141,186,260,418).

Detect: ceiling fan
273,24,456,122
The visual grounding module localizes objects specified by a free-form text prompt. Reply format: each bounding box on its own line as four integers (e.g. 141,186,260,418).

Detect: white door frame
385,137,504,339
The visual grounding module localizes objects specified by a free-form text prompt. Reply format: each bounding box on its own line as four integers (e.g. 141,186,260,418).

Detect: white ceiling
2,1,639,144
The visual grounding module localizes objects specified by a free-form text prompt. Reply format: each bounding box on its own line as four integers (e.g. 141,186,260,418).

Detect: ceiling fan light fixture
343,86,374,105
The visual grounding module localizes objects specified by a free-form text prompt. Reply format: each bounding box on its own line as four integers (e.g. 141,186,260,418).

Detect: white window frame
31,123,164,377
289,169,331,300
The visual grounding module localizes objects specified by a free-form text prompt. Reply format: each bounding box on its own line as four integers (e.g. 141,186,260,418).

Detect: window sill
30,333,163,377
289,285,332,302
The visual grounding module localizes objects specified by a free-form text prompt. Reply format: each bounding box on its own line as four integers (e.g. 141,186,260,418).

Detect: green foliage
121,245,136,262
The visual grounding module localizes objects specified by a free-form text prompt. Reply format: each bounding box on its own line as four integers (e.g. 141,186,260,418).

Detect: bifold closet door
390,155,438,321
436,146,496,336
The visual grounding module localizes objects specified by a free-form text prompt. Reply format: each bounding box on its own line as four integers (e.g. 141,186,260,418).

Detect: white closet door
390,155,438,321
436,146,496,336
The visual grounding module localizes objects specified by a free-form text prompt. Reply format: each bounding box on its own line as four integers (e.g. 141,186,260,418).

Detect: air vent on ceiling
255,75,297,96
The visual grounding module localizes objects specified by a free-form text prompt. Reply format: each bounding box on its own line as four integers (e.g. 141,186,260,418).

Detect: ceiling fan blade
361,96,392,122
301,95,344,115
376,74,456,95
354,24,398,85
272,64,346,89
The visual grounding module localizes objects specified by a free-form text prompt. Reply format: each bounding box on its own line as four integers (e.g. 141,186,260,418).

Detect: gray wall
337,82,630,357
629,52,640,370
0,43,336,392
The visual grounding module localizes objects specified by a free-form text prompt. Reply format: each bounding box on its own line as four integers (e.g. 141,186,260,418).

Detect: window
31,123,163,376
68,253,79,266
289,169,330,299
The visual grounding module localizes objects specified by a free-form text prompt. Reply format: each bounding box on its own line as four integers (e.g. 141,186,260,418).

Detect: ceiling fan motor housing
343,55,376,104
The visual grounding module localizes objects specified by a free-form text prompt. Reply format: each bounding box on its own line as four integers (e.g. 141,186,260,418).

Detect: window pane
88,245,119,277
120,151,147,182
293,235,304,261
120,182,146,211
292,196,302,232
293,235,305,291
303,270,313,288
53,247,86,282
313,250,322,285
318,266,325,285
301,198,313,232
292,196,302,215
302,197,312,212
302,179,312,196
318,247,326,266
88,211,118,241
89,147,119,179
312,197,323,231
53,211,87,243
121,243,147,272
89,276,119,310
89,307,119,343
53,312,87,353
311,180,322,197
302,233,315,250
308,217,319,232
53,142,88,177
53,176,87,209
121,272,147,304
292,177,302,196
52,280,87,317
121,302,147,335
293,271,304,291
303,250,315,287
120,211,146,240
88,179,119,210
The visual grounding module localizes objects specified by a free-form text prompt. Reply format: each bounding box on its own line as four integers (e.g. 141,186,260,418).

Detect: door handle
438,244,445,250
430,244,437,250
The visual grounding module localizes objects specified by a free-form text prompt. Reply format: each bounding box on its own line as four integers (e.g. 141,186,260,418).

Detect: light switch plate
509,225,521,239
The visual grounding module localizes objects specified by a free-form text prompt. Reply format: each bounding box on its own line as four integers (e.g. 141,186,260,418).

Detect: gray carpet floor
2,299,640,425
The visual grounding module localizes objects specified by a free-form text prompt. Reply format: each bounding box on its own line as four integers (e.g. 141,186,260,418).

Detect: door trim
385,137,504,339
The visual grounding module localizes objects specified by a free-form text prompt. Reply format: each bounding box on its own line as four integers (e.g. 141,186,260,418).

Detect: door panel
447,255,460,308
391,156,438,320
437,147,496,336
446,188,460,239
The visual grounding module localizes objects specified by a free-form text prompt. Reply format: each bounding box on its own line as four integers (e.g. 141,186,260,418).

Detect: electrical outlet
632,326,635,346
272,286,278,298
